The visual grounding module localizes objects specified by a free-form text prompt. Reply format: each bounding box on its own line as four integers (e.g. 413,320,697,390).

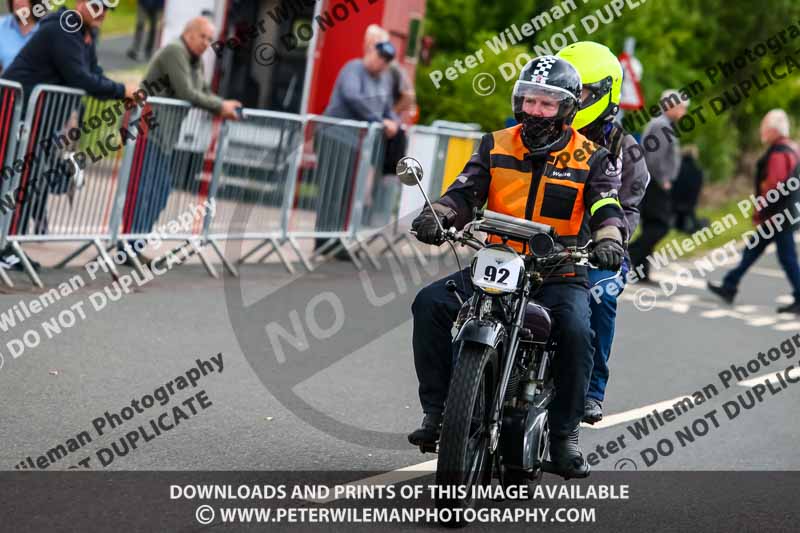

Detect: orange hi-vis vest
486,125,612,251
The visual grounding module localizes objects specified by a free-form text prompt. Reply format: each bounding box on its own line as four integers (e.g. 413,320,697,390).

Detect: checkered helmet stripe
530,55,558,82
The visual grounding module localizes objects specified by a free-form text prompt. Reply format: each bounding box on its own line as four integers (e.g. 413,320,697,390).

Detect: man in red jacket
709,109,800,313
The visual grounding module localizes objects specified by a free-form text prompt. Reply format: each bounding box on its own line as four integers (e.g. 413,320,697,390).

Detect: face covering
520,115,563,153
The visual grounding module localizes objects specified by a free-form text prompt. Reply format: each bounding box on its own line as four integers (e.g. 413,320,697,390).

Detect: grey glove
411,203,456,245
593,238,625,271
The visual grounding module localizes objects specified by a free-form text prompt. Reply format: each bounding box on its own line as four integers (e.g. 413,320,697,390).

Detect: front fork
487,291,529,453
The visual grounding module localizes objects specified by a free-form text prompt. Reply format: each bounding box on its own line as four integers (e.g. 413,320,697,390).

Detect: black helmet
513,56,582,154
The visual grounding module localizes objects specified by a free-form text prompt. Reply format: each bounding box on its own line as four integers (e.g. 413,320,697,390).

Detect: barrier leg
269,237,295,275
0,265,13,288
287,236,313,272
188,239,219,279
93,239,120,283
208,238,238,277
352,237,381,270
369,232,403,265
335,239,363,271
11,242,43,289
54,242,93,269
309,238,339,262
238,239,270,265
396,233,428,267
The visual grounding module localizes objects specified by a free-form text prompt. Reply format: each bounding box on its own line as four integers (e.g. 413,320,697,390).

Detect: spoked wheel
435,341,497,527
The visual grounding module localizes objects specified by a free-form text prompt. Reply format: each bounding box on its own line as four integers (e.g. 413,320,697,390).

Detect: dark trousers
411,269,594,437
723,224,800,301
131,6,160,57
629,180,672,278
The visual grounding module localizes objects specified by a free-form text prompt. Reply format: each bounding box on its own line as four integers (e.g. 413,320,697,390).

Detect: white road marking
581,394,693,429
738,367,800,387
750,267,788,278
304,459,437,504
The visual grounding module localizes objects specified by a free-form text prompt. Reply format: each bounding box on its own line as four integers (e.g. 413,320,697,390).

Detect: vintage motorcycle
397,157,598,523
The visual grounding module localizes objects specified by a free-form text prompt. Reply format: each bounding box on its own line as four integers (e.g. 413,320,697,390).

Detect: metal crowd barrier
0,79,24,287
206,108,305,273
1,84,138,288
113,97,226,279
0,81,485,286
283,115,382,271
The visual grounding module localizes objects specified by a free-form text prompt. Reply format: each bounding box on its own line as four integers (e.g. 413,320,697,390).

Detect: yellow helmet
556,42,623,130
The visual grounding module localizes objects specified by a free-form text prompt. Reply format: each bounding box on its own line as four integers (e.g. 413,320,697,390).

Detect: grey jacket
641,114,681,188
619,133,650,238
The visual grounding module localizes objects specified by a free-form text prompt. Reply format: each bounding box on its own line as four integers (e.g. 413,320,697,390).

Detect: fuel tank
523,302,551,343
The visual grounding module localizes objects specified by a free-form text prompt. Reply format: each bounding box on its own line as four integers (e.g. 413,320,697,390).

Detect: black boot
408,413,442,446
582,398,603,425
707,281,736,304
777,301,800,314
548,428,590,479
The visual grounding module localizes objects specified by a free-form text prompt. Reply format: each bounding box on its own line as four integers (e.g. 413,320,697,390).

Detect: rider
556,42,650,424
407,56,627,478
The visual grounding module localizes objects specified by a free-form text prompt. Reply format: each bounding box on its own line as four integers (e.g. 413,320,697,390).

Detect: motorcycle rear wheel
435,341,498,527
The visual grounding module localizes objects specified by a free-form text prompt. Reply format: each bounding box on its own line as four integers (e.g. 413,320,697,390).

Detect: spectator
120,16,241,265
126,0,164,62
1,1,137,269
628,89,688,282
2,1,137,104
672,144,708,234
141,16,241,118
708,109,800,313
0,0,41,74
316,25,398,254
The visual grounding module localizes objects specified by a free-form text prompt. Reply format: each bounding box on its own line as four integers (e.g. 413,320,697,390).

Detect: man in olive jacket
122,17,241,259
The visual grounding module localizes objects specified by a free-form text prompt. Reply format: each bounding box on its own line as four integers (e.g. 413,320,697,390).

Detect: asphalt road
0,239,798,476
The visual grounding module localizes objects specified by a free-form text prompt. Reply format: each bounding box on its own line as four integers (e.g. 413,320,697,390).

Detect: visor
579,76,613,110
512,80,577,119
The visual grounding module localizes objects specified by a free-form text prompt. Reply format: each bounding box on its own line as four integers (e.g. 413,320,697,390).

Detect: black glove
411,203,455,245
593,238,625,271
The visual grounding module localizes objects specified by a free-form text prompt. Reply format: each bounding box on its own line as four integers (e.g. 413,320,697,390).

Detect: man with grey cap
629,89,688,282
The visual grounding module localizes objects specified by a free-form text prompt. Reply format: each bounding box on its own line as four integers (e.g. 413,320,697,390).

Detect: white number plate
472,247,524,293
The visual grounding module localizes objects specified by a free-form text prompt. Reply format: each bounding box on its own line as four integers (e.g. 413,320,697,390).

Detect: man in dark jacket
1,1,135,268
3,2,136,104
709,109,800,313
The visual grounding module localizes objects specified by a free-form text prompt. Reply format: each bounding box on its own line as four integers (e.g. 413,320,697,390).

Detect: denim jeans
722,225,800,301
586,260,628,402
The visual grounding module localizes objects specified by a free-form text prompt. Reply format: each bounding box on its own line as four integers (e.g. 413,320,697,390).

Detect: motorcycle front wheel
435,341,498,527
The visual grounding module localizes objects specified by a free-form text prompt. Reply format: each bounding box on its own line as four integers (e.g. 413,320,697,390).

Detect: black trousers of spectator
132,6,161,57
629,180,672,279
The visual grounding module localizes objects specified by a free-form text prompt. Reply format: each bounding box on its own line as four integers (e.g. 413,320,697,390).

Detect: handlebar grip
478,209,555,236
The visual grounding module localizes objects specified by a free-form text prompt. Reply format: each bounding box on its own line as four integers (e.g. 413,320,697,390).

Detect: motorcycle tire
435,341,498,527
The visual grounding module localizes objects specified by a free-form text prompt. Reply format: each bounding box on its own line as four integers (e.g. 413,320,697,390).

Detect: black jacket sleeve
51,32,125,99
436,133,493,229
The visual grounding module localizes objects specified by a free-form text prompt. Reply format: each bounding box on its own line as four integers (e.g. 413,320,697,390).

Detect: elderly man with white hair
628,89,689,282
709,109,800,313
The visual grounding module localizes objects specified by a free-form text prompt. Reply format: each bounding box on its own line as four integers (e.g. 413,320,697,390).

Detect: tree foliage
417,0,800,182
